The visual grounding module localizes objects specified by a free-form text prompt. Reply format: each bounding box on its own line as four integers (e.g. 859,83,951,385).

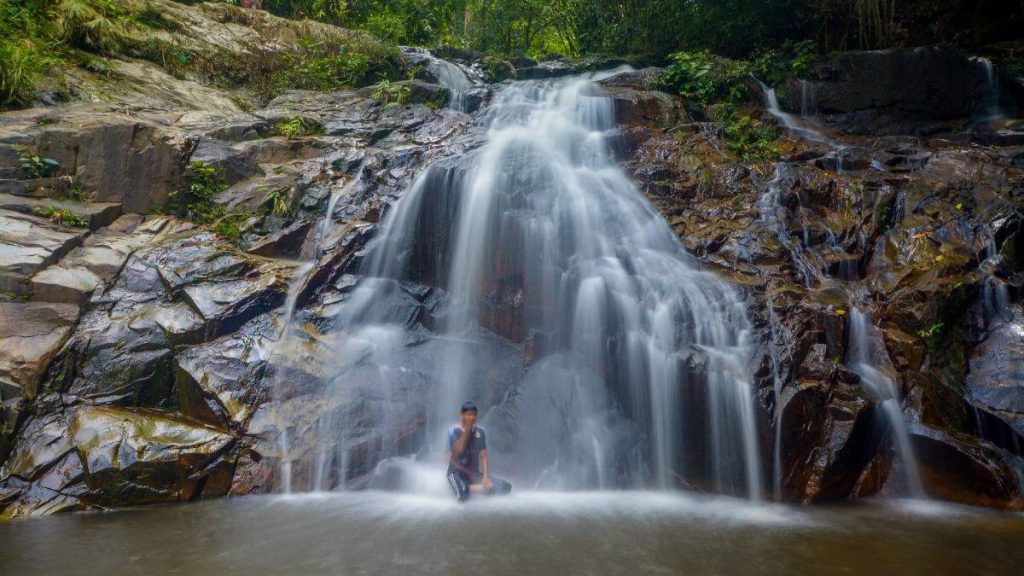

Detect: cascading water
756,79,829,144
973,57,1005,127
847,306,925,498
981,224,1011,325
300,71,765,499
799,80,816,119
400,47,476,111
271,163,365,494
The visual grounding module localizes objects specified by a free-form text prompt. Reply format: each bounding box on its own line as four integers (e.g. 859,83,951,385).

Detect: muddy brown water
2,491,1023,575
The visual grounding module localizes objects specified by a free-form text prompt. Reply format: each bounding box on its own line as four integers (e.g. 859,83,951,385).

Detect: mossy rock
482,56,517,83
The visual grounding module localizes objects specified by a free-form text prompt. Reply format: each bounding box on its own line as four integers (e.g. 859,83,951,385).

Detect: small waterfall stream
756,79,829,144
271,163,366,494
973,57,1005,127
753,82,926,498
847,306,926,498
291,70,765,498
400,47,478,111
981,223,1011,325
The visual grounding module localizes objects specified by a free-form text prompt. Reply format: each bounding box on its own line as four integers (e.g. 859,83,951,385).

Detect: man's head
459,401,478,428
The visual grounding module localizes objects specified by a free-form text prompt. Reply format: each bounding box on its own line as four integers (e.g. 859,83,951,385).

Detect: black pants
446,467,512,501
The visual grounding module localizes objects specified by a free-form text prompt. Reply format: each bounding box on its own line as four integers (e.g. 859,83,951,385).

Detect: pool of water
2,491,1023,575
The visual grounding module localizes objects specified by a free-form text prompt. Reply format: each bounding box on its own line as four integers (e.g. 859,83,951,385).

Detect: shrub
718,104,778,161
19,153,61,178
370,79,410,107
275,38,374,91
277,115,322,139
53,0,133,55
214,213,247,243
660,51,750,105
0,0,55,108
170,161,227,223
261,186,292,218
787,39,817,79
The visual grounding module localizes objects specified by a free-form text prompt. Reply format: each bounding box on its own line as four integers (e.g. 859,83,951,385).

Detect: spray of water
300,72,765,498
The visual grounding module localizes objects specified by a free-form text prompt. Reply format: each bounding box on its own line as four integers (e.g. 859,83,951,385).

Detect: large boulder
967,307,1024,438
0,404,235,518
0,107,192,213
0,210,84,296
0,301,79,464
0,302,79,398
912,425,1023,509
806,47,982,119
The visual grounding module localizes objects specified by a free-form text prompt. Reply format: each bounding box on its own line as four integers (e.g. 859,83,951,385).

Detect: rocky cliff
2,1,1024,517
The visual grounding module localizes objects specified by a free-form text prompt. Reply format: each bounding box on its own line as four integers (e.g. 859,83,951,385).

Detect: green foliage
572,0,812,58
277,115,322,139
170,161,227,224
263,0,574,57
133,2,181,32
275,38,375,91
917,322,945,352
370,79,411,107
482,57,516,82
263,186,292,217
876,204,894,234
787,39,817,78
214,213,247,243
660,52,750,106
660,52,715,103
719,104,779,161
32,204,86,227
65,182,89,202
53,0,132,55
0,0,56,108
19,153,60,178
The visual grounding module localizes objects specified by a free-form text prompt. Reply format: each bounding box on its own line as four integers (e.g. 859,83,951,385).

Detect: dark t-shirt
448,424,487,476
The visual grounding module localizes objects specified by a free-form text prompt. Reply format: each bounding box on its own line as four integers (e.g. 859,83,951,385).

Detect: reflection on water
2,491,1023,576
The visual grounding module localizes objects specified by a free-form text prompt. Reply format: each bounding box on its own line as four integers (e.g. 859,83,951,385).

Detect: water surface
2,492,1022,575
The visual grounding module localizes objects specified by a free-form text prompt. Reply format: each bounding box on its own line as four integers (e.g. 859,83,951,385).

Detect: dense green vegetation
169,161,228,224
262,0,1023,58
0,0,399,109
2,0,1021,110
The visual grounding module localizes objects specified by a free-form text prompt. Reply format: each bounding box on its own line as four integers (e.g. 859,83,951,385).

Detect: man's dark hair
460,401,478,414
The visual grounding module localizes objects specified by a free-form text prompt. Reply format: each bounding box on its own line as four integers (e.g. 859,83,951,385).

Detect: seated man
446,401,512,501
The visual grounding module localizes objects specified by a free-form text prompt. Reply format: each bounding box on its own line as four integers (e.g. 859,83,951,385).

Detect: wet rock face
810,47,980,118
2,44,1024,517
1,110,191,213
0,45,479,515
0,211,84,296
0,404,234,516
610,62,1024,508
967,306,1024,438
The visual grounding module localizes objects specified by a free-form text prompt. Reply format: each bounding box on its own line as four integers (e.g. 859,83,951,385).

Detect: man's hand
482,476,492,493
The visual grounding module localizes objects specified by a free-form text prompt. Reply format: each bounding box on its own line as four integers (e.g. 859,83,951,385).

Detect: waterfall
981,224,1011,326
973,57,1005,127
400,47,477,111
305,72,765,498
272,164,365,494
799,80,816,119
755,79,829,144
847,307,925,498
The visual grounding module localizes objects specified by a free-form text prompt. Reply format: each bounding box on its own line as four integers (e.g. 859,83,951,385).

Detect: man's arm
448,426,473,469
480,449,492,492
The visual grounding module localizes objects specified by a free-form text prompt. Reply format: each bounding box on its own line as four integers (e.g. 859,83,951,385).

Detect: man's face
460,410,478,429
